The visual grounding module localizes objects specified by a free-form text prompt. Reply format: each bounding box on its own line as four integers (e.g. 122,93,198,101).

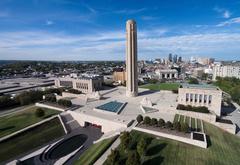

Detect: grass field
0,118,65,163
74,136,118,165
113,122,240,165
0,106,60,138
140,83,180,91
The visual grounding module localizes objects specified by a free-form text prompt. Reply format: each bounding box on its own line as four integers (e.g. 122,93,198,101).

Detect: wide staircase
60,112,80,132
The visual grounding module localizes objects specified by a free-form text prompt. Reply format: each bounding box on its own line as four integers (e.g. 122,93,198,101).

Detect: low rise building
113,68,126,84
178,84,222,116
212,62,240,80
155,69,178,79
55,76,103,93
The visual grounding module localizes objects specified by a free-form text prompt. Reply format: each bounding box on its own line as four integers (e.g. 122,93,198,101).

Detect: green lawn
179,115,184,124
0,106,60,138
185,116,190,124
74,136,118,165
112,122,240,165
140,83,179,91
173,114,179,123
191,117,196,130
197,119,202,132
0,118,65,163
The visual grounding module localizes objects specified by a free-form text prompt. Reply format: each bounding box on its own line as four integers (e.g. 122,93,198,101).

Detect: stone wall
133,127,207,149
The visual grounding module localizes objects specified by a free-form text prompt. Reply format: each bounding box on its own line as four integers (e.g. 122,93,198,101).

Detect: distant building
193,68,204,78
178,56,182,63
173,54,178,63
168,53,173,62
55,76,103,93
178,84,222,116
155,69,178,79
113,68,126,84
212,62,240,80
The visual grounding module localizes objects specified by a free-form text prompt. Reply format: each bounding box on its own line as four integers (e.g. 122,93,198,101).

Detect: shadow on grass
43,114,54,119
206,135,212,147
138,90,158,96
0,126,15,131
146,143,167,156
142,155,164,165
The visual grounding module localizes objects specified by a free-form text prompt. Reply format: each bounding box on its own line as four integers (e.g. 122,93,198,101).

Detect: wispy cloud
46,20,54,25
114,8,146,14
0,11,9,18
214,6,231,19
0,29,240,60
217,17,240,27
141,16,158,21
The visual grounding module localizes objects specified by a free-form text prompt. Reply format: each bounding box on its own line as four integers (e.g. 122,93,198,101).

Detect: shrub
136,114,143,123
151,118,158,126
158,118,165,127
177,104,209,113
173,122,181,131
165,121,173,129
67,88,82,94
120,131,131,151
16,90,43,106
137,137,148,156
35,108,45,117
0,95,19,110
45,94,56,103
144,116,151,125
181,123,189,133
126,151,141,165
57,99,72,107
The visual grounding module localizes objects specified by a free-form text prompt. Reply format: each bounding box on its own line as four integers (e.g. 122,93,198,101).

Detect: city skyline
0,0,240,61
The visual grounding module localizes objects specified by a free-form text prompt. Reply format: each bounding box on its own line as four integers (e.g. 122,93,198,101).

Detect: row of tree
177,104,209,113
137,115,189,133
105,132,150,165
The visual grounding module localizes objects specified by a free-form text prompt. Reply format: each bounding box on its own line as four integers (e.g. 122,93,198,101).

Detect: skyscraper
126,20,138,97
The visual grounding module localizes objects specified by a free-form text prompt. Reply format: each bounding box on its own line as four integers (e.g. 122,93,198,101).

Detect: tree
120,131,131,151
151,118,158,126
188,77,199,84
136,114,143,123
126,151,141,165
173,122,181,131
45,94,56,102
144,116,151,125
105,149,120,165
57,99,72,107
35,108,45,117
181,123,189,133
137,137,148,156
158,118,165,128
165,121,173,129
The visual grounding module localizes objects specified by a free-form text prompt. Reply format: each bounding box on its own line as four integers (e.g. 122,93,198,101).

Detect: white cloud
214,7,231,19
217,17,240,27
46,20,54,25
0,30,240,60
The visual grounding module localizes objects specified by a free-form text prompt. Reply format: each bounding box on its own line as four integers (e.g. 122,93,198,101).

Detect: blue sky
0,0,240,61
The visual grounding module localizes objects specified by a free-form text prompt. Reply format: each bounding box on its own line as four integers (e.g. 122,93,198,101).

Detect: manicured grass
140,83,179,91
74,136,118,165
113,122,240,165
185,116,190,124
197,119,202,132
0,118,65,163
191,117,196,129
0,106,60,138
173,114,179,123
179,115,184,124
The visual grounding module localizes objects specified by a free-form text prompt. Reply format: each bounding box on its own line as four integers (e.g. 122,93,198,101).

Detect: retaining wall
133,127,207,149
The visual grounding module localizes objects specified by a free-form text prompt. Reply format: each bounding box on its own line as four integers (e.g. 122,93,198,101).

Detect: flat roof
180,83,219,90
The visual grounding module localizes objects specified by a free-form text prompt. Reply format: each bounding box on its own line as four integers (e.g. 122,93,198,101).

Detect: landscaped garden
0,118,65,163
0,106,60,138
177,104,210,113
74,135,118,165
140,83,179,92
104,121,240,165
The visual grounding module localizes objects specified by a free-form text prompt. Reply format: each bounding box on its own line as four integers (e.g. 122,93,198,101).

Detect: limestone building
212,62,240,80
126,19,138,97
155,69,178,80
55,76,103,94
178,84,222,116
113,68,126,84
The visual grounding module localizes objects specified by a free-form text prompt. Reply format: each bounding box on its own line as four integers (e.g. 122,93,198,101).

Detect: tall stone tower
126,19,138,97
